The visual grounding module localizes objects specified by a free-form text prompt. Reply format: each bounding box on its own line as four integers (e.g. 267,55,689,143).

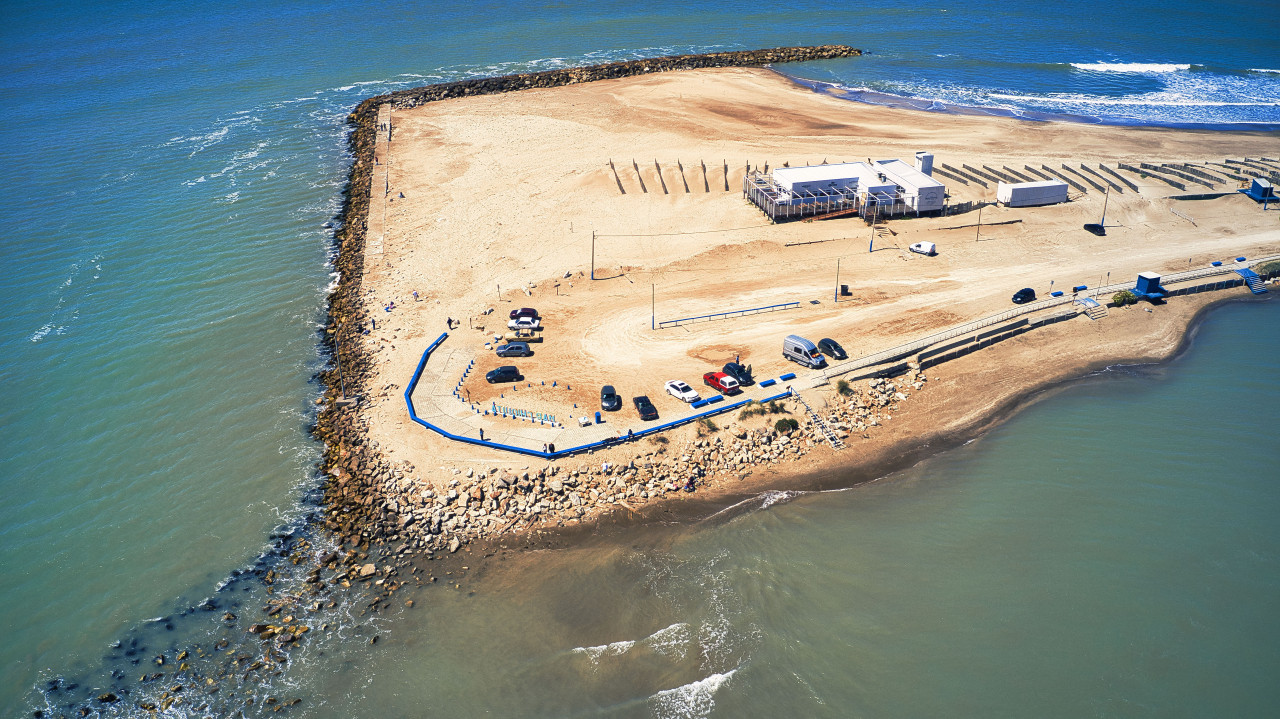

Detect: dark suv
633,395,658,421
485,365,523,383
722,362,753,386
818,338,847,361
601,385,622,411
1011,287,1036,304
509,307,539,320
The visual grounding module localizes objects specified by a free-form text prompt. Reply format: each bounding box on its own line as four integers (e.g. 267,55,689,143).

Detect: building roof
771,162,875,185
874,159,944,190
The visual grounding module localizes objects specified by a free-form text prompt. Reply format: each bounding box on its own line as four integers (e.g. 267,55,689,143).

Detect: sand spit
315,53,1279,561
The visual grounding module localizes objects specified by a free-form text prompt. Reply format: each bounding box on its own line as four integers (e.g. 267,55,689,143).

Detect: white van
783,334,826,369
909,241,936,256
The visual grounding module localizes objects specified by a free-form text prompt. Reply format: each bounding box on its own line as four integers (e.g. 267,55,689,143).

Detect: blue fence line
657,301,800,329
404,332,794,460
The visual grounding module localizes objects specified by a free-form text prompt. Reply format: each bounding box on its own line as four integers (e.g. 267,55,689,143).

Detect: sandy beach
320,64,1278,551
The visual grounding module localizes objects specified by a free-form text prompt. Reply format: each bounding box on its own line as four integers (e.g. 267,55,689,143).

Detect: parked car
494,342,531,358
633,395,658,421
664,380,700,403
600,385,622,412
702,371,741,395
722,362,754,386
817,338,847,361
508,316,541,331
782,334,826,369
485,365,522,384
909,241,937,256
1011,287,1037,304
509,307,539,320
503,328,542,343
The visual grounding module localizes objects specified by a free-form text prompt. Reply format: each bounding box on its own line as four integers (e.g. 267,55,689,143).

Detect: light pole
975,205,983,243
651,283,655,330
591,230,596,280
834,258,841,303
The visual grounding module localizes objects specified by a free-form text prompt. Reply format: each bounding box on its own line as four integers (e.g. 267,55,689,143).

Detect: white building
771,162,891,203
770,159,946,213
875,159,946,212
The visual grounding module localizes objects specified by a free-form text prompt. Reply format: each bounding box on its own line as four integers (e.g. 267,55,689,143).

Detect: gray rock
359,563,376,577
448,537,461,553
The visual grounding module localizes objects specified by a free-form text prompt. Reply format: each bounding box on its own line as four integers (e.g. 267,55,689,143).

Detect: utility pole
975,205,983,242
1099,185,1110,229
496,283,500,302
651,284,655,330
591,230,596,280
834,258,841,303
868,205,876,253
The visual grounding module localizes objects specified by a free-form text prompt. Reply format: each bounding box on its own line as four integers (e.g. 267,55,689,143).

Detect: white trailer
997,180,1069,207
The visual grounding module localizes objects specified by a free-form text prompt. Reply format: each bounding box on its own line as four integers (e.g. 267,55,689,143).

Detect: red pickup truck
702,371,741,395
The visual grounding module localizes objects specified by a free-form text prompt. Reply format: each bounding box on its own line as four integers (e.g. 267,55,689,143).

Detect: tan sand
351,66,1278,497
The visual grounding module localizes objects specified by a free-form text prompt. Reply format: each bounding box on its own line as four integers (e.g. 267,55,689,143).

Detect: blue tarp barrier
779,372,796,381
405,333,792,459
760,379,776,387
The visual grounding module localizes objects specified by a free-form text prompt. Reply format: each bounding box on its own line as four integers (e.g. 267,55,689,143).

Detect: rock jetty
315,45,865,554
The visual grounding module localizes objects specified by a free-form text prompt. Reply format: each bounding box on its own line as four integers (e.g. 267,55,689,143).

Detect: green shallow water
3,1,1278,714
279,298,1280,718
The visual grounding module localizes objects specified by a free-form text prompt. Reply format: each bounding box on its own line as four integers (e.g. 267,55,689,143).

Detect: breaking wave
1070,62,1193,73
649,669,736,719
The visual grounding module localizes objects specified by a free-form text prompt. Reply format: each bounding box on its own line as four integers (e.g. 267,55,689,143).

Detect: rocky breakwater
364,372,930,555
378,45,862,109
313,46,866,554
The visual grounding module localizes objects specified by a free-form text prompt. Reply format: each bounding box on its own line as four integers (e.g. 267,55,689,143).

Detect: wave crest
1071,62,1192,73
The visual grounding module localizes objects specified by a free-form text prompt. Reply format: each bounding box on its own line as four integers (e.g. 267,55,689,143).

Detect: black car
817,338,847,361
633,395,658,421
722,362,753,386
485,365,523,383
509,307,539,320
495,342,531,358
600,385,622,411
1011,287,1037,304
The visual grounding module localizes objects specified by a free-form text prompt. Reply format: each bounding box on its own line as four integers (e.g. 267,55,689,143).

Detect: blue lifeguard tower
1240,177,1275,206
1132,272,1169,302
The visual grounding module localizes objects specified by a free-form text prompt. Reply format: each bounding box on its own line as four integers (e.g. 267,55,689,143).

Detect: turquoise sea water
1,1,1277,715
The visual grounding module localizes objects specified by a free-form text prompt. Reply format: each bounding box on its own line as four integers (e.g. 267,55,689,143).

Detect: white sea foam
1250,68,1280,74
649,669,736,719
647,622,693,659
572,622,692,663
988,92,1276,107
574,638,637,662
1070,62,1192,73
759,489,804,509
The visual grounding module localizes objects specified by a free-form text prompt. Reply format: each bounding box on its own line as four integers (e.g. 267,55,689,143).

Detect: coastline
314,50,1279,565
23,46,1278,717
779,72,1280,132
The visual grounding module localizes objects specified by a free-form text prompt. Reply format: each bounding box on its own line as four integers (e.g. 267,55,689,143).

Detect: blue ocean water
0,1,1277,715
